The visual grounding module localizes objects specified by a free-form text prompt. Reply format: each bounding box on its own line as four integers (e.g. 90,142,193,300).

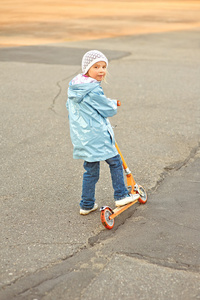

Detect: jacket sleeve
88,91,118,118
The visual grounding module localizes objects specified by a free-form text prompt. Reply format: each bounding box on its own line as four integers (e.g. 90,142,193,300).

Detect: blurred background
0,0,200,47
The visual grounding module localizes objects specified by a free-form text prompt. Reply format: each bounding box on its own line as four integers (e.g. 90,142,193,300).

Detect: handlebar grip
117,100,121,106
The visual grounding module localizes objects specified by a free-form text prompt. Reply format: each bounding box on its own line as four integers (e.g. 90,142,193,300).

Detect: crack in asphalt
153,216,200,232
150,141,200,194
49,75,87,115
49,71,79,115
115,252,200,273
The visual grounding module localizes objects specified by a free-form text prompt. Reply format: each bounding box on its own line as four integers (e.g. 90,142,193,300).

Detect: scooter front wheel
137,185,147,204
100,207,115,230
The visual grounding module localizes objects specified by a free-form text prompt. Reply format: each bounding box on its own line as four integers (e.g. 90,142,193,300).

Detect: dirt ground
0,0,200,47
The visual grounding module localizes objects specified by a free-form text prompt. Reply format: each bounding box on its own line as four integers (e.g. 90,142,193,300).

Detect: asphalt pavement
0,29,200,299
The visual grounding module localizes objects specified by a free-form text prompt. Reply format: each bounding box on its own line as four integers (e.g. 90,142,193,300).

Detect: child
67,50,139,215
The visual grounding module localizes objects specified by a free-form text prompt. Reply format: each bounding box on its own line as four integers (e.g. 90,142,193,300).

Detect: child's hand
117,100,121,106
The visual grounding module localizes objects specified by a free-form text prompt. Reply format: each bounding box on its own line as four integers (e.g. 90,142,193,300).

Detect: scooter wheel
101,208,114,230
138,185,148,204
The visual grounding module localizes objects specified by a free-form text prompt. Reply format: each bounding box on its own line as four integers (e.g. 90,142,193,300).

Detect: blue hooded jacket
67,78,118,162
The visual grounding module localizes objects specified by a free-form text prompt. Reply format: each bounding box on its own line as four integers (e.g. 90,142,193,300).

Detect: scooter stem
115,142,128,170
115,142,136,189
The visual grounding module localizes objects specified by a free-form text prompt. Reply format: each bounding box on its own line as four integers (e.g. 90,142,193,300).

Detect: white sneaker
115,194,140,207
80,203,98,215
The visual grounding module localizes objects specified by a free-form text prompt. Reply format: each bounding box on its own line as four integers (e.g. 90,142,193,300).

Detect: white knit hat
82,50,108,74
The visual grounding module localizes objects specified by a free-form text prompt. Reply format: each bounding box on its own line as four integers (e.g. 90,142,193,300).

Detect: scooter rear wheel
138,185,147,204
101,208,114,229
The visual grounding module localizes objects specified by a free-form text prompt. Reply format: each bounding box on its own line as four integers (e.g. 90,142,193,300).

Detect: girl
67,50,139,215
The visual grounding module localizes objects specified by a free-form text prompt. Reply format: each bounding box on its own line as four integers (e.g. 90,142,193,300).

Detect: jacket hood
68,79,100,104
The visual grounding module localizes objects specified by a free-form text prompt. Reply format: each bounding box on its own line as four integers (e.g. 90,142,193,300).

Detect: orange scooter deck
109,199,139,220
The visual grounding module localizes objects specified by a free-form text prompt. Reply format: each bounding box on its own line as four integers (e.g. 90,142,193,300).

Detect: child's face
86,61,107,81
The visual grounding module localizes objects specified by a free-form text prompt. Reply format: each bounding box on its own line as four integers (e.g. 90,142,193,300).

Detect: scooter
100,142,147,229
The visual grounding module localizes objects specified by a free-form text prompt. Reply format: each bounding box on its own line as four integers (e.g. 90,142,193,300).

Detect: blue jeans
80,154,129,210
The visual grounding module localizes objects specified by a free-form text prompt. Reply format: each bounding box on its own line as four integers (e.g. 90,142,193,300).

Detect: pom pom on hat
82,50,108,74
